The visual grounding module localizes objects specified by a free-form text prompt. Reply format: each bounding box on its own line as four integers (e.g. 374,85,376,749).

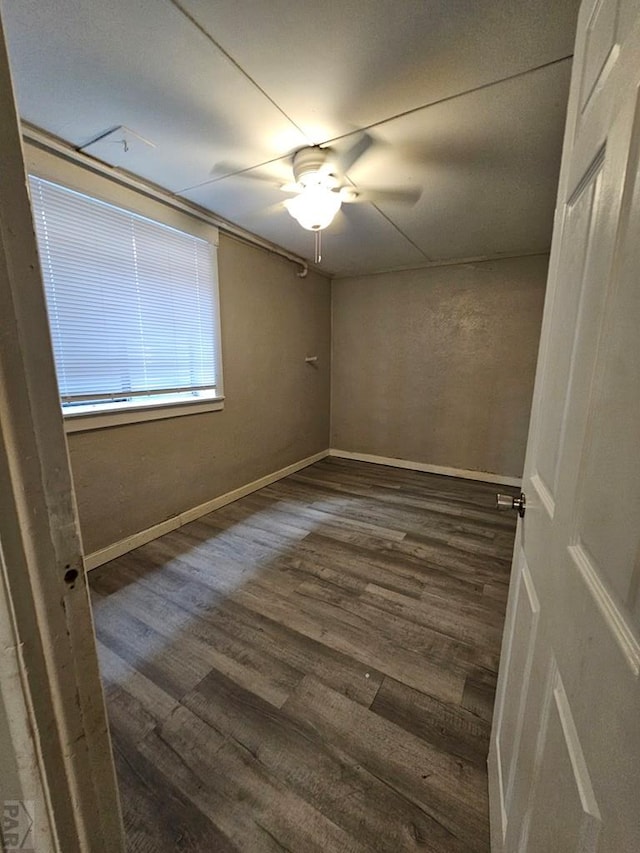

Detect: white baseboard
85,446,520,571
84,449,329,571
329,449,522,488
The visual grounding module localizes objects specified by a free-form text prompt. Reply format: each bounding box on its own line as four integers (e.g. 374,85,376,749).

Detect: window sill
63,397,225,433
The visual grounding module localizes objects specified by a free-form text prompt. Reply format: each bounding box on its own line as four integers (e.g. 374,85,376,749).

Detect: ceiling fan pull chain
315,229,321,264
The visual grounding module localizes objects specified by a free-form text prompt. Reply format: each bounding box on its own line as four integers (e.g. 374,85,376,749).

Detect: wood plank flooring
89,457,518,852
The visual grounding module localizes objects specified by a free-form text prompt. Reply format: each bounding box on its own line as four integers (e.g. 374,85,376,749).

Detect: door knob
496,492,526,517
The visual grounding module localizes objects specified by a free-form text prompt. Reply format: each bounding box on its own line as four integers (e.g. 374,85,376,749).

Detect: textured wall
68,234,331,553
68,247,545,553
331,255,548,479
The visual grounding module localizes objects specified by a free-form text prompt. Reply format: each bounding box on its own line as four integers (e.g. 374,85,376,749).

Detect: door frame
0,13,124,853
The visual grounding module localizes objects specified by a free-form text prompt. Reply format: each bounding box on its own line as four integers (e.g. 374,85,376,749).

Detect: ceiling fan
277,137,420,262
281,146,360,232
219,134,420,264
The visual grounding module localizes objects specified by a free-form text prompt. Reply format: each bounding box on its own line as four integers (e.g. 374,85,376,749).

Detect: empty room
1,1,639,851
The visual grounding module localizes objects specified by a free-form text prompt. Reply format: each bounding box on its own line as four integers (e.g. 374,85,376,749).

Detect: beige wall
65,238,544,553
69,234,331,554
331,255,548,479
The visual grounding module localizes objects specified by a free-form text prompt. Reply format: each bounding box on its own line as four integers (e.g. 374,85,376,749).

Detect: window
28,175,223,429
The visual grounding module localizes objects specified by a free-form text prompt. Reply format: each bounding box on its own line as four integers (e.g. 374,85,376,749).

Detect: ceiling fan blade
280,182,301,193
261,200,291,217
350,186,422,206
334,131,375,175
210,161,283,186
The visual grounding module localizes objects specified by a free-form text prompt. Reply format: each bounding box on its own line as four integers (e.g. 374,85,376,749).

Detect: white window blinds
29,175,220,406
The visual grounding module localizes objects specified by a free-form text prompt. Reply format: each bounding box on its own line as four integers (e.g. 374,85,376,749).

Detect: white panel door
488,1,640,851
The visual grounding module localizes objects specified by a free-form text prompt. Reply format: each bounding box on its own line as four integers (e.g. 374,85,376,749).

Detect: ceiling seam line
370,203,432,260
177,52,574,195
167,0,312,144
339,172,430,258
177,154,290,193
322,53,575,145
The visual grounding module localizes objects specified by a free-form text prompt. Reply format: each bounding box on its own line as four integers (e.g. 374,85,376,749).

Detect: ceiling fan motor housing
293,146,334,186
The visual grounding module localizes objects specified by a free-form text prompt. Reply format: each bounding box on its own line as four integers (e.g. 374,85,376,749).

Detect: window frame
24,143,224,433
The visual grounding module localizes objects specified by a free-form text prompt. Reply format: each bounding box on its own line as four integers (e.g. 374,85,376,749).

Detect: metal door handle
496,492,526,517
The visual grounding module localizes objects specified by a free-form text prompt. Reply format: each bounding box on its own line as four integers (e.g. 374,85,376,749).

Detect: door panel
489,1,640,850
523,668,601,853
579,0,620,113
567,543,640,675
532,158,603,502
572,92,640,619
500,636,553,852
496,559,540,809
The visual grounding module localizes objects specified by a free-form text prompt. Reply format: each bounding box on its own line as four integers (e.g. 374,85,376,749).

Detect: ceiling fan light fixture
284,184,342,231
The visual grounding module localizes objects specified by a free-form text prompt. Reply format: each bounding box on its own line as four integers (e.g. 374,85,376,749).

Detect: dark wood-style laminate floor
89,457,518,853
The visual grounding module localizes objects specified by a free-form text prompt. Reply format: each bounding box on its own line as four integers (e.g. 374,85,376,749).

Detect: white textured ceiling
2,0,580,276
